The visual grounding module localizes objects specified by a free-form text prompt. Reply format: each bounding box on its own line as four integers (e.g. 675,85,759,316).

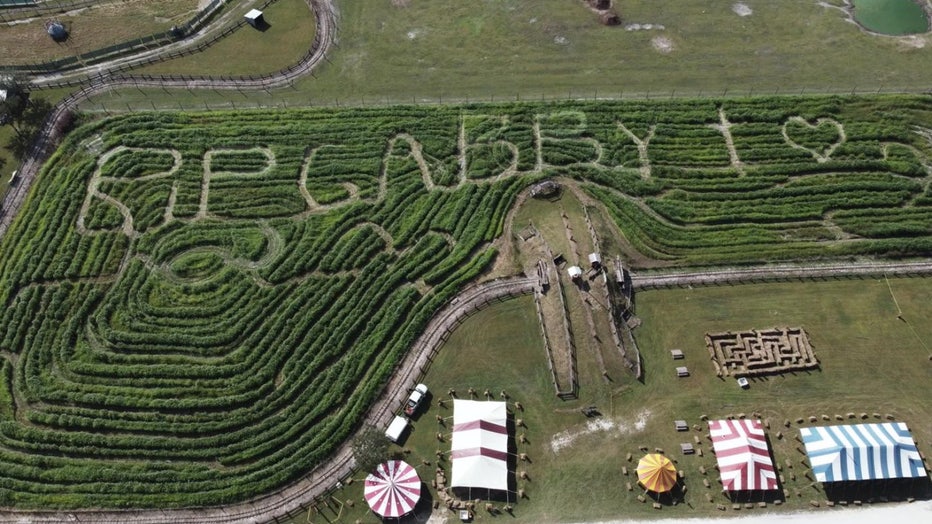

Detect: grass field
0,0,199,65
76,0,932,111
303,275,932,523
132,0,316,77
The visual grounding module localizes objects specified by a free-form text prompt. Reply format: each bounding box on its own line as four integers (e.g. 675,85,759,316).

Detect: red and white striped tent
709,419,778,491
363,460,422,518
451,400,509,491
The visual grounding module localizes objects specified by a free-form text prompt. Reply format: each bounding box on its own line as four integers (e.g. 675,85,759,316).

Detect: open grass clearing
309,276,932,523
132,0,315,77
0,0,199,65
77,0,932,110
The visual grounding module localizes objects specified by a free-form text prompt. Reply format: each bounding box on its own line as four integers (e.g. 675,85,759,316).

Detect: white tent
451,400,509,491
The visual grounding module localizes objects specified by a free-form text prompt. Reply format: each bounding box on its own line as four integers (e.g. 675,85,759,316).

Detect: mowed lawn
81,0,932,111
292,0,932,100
135,0,316,77
299,277,932,523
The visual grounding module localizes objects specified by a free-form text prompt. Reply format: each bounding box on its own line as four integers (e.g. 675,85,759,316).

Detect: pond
853,0,930,35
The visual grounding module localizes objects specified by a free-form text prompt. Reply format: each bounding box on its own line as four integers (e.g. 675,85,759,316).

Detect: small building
244,9,265,27
567,266,583,280
588,252,602,269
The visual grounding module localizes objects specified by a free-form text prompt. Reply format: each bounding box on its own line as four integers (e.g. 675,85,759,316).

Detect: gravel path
631,261,932,289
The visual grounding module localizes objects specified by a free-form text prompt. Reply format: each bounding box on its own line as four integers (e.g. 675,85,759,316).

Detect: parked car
404,384,428,416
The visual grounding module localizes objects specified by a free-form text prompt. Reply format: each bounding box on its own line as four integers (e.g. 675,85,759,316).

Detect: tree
352,425,388,474
0,77,30,139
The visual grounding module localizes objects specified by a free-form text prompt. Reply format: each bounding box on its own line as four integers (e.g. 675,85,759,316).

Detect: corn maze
0,95,930,508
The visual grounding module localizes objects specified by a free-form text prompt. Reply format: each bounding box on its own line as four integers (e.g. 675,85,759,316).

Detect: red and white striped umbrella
364,460,421,518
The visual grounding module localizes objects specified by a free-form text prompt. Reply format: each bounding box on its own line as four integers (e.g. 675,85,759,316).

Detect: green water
853,0,930,35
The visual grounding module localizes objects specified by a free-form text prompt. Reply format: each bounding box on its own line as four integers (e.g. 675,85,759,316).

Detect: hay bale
637,494,646,503
835,414,843,420
796,418,805,424
774,499,782,505
873,412,881,419
700,414,708,421
808,416,817,423
626,481,632,491
717,504,726,511
847,412,856,419
886,414,895,420
758,501,767,508
745,503,753,509
776,431,783,440
860,413,868,419
622,466,628,475
784,419,792,427
703,478,711,488
810,500,820,507
626,452,633,462
821,414,830,421
652,502,662,510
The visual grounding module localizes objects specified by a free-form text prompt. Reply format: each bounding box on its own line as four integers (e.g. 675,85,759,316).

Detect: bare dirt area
650,35,675,54
732,2,753,17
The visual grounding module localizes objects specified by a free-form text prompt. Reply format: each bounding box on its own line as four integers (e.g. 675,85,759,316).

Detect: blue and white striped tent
800,422,926,482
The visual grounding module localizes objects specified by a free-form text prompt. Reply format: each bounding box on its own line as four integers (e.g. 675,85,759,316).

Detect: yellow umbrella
636,453,677,493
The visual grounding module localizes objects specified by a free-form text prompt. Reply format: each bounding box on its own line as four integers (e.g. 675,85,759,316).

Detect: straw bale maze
705,327,818,377
0,96,930,508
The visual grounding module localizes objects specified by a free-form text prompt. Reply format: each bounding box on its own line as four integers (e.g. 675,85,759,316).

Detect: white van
385,415,408,443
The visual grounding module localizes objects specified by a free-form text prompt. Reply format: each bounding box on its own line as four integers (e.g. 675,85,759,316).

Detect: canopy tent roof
636,453,677,493
709,419,778,491
364,460,421,518
450,400,509,491
801,422,926,482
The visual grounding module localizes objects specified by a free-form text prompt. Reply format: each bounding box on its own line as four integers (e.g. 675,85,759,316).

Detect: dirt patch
898,34,928,49
732,2,753,17
550,409,651,453
650,35,674,54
